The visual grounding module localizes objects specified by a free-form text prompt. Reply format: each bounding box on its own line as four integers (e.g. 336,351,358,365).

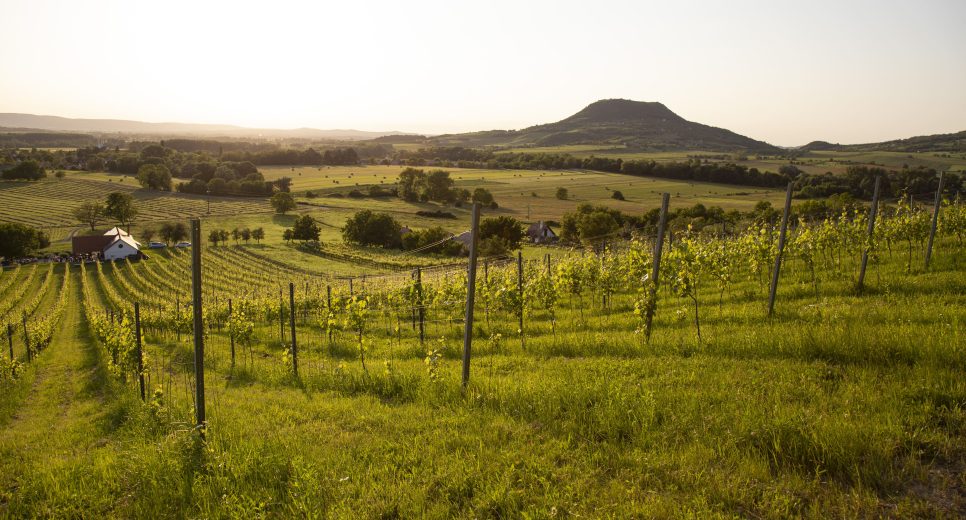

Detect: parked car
174,242,191,248
149,241,167,249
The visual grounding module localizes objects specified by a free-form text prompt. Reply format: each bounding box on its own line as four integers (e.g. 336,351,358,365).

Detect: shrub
611,190,625,201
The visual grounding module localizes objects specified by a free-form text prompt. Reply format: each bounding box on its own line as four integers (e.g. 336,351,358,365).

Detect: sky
2,0,964,146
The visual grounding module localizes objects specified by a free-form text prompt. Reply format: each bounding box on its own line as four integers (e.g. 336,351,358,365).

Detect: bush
419,193,430,202
611,190,625,201
480,216,524,250
326,193,345,198
305,190,317,198
415,210,456,219
348,190,364,198
489,201,499,210
555,187,568,200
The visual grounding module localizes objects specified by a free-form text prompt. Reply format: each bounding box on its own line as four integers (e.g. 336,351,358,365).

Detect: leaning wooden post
22,316,30,362
925,171,946,269
644,193,670,342
228,299,235,363
768,182,794,316
517,251,524,336
135,302,145,401
7,324,13,361
858,176,882,290
461,202,482,387
289,282,298,377
189,218,206,437
416,268,424,344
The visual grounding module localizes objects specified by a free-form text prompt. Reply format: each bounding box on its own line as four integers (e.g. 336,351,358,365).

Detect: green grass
2,234,966,517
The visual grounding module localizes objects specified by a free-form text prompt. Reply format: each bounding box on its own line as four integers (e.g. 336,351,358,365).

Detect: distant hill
801,131,966,153
0,113,410,141
434,99,781,153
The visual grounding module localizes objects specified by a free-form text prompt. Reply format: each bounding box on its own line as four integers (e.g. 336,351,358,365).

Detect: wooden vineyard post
768,182,794,316
858,176,882,290
135,302,145,401
326,286,333,341
23,316,30,362
925,171,946,269
484,261,488,285
517,251,524,337
7,324,12,361
349,278,353,296
228,299,235,363
461,202,482,387
190,218,206,437
644,193,670,342
289,282,298,377
176,300,180,343
417,268,424,343
278,289,284,342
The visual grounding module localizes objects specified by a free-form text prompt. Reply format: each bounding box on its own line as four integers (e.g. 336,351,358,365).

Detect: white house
525,221,558,244
71,227,142,261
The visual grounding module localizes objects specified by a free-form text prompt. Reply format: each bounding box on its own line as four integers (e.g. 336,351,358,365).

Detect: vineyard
2,192,966,517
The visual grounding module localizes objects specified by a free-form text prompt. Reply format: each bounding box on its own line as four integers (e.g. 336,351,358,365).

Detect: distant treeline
160,139,281,154
792,166,962,199
0,132,124,149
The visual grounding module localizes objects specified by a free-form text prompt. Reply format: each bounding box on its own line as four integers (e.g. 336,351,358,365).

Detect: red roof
71,235,113,254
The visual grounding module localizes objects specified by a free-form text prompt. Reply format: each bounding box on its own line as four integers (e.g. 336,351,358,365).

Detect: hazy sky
2,0,964,146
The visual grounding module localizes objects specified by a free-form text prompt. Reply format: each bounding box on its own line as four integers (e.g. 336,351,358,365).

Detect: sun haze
1,0,963,145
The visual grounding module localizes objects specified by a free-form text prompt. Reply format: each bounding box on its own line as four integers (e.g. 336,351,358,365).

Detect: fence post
289,282,298,377
461,202,482,387
22,316,30,362
644,193,670,342
228,299,235,363
349,278,353,296
135,302,145,401
176,300,180,342
925,171,946,269
517,251,524,336
858,176,882,290
417,268,424,343
768,182,794,316
7,324,12,361
190,218,206,437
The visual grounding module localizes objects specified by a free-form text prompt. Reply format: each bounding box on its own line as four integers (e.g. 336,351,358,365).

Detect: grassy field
0,176,273,230
2,230,965,517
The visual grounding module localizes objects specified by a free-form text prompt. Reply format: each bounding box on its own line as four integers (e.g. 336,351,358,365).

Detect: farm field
2,201,966,517
0,177,273,230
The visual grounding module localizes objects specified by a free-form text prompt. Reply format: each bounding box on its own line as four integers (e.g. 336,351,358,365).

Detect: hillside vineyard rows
2,193,966,517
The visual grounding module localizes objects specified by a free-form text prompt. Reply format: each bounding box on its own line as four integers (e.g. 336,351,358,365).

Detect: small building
72,227,142,261
526,221,557,244
400,226,412,235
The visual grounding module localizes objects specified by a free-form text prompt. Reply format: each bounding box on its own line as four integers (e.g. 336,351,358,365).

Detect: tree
0,223,47,258
104,192,139,232
241,228,252,243
472,188,494,205
398,167,426,201
219,229,230,244
291,214,321,241
283,229,294,244
271,192,297,214
208,228,223,246
578,212,619,247
252,227,265,244
72,201,104,231
159,222,188,245
342,210,401,248
88,157,104,172
611,190,625,201
231,228,240,244
424,169,455,200
55,170,67,180
1,160,46,181
136,164,173,191
556,187,568,200
141,228,156,243
480,216,525,250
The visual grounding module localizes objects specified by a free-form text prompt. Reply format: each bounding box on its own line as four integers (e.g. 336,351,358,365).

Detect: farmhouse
525,221,557,244
71,227,142,261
